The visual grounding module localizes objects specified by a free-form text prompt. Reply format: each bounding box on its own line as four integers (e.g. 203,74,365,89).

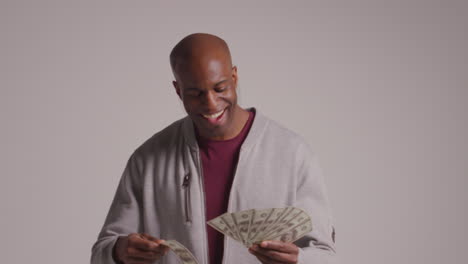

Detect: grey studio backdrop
1,1,467,264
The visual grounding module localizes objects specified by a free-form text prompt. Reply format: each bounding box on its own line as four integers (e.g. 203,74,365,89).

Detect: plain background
1,1,467,263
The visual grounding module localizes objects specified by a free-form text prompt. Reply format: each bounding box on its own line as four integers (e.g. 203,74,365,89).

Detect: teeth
202,109,224,119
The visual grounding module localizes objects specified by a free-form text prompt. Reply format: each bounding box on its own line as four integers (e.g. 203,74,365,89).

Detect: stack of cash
162,207,312,264
207,206,312,248
162,240,199,264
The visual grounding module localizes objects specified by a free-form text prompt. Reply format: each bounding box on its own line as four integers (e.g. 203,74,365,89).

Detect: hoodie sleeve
90,152,143,264
294,142,339,264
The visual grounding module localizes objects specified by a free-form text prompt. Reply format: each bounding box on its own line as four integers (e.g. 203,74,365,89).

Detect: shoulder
252,110,320,178
131,116,189,158
256,111,311,152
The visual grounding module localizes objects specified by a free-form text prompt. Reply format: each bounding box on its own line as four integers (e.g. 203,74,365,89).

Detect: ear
173,80,182,100
231,65,238,88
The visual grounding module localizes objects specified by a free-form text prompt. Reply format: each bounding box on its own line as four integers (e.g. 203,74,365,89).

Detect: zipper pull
182,173,190,188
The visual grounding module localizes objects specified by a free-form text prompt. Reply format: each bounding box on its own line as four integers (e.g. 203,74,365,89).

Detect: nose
202,90,218,110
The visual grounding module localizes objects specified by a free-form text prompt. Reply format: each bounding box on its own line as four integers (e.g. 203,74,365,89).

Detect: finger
161,244,170,255
139,234,169,254
126,247,163,260
260,240,299,254
256,249,297,264
149,238,170,254
140,233,163,243
129,236,163,252
251,244,298,264
254,253,273,264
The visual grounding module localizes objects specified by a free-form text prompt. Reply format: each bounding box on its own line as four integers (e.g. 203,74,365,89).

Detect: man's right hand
113,233,169,264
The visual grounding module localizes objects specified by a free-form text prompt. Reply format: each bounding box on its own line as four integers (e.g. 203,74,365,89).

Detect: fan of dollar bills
208,206,312,248
162,206,312,264
161,240,198,264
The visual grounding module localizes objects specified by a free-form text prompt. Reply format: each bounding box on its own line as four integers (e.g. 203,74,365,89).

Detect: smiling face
170,33,249,140
173,56,243,140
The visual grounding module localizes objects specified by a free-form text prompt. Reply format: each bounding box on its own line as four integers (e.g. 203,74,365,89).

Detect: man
91,33,337,264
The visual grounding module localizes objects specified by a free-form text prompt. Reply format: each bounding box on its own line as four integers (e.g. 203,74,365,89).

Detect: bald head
169,33,233,79
169,33,248,141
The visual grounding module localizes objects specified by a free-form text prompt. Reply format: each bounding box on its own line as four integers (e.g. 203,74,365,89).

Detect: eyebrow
186,80,228,91
214,80,228,86
185,87,200,91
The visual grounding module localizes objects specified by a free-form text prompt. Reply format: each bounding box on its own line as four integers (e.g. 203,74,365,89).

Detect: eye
215,86,227,93
186,89,202,97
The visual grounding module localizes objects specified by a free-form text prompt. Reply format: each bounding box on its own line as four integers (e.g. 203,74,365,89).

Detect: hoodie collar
182,107,269,153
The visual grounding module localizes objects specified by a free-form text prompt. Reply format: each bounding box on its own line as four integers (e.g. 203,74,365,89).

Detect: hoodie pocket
182,172,192,224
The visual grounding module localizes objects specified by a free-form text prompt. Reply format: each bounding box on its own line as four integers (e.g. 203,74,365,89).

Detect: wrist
112,237,125,264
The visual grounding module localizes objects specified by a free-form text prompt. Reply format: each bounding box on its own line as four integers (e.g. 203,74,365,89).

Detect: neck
198,105,250,141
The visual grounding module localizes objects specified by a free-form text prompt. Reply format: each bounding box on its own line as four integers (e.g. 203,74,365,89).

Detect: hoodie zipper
221,149,245,264
182,172,192,223
195,150,210,264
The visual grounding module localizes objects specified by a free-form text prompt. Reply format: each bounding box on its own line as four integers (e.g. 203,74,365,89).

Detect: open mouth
202,109,225,119
201,108,226,123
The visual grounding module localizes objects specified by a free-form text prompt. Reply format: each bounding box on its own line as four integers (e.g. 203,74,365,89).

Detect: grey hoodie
91,108,338,264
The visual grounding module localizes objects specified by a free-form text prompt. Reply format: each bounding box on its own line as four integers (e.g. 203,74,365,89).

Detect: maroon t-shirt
195,110,255,264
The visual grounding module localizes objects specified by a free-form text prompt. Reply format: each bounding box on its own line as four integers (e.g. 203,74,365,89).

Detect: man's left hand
248,241,299,264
